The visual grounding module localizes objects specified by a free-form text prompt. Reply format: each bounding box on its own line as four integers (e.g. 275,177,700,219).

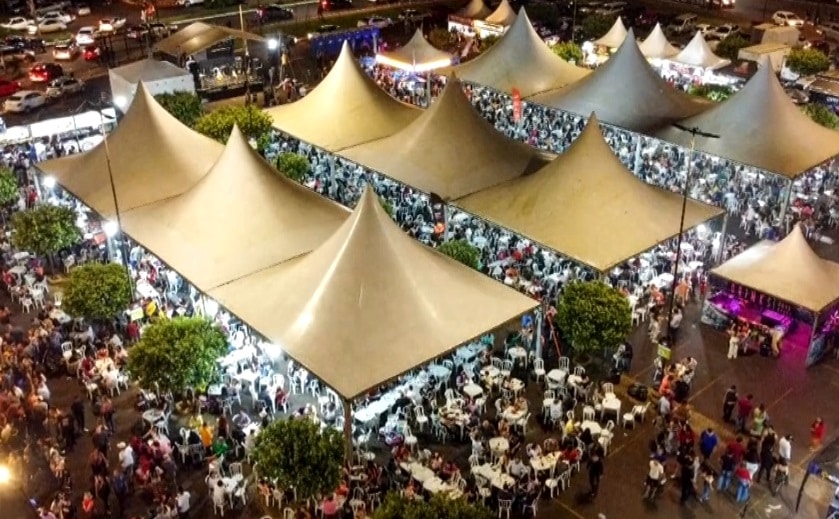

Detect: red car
0,79,20,97
83,43,100,62
28,62,63,83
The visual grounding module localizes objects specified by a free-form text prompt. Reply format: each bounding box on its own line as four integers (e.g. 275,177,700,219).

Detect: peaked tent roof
120,126,348,291
449,9,590,97
456,0,491,18
670,31,729,69
376,29,453,72
210,188,537,400
655,60,839,178
155,21,265,57
340,76,551,200
485,0,516,25
265,42,419,152
456,115,723,271
711,226,839,312
529,31,709,133
38,83,222,218
638,23,679,59
111,58,191,83
593,17,627,48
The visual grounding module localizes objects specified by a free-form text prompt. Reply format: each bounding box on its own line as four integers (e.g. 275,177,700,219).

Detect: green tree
275,152,309,182
11,205,81,269
802,103,839,129
379,197,395,217
194,105,274,142
438,239,480,270
428,28,453,50
62,263,132,321
555,280,631,359
154,91,205,128
0,167,19,207
552,41,583,64
714,34,750,61
479,35,499,53
580,14,615,42
251,419,344,504
688,84,734,102
127,317,228,395
373,493,493,519
786,48,831,76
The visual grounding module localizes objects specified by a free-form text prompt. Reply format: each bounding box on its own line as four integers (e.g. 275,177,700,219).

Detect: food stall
702,226,839,366
375,29,453,101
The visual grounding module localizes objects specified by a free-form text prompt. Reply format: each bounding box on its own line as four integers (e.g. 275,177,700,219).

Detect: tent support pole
632,134,644,175
426,71,432,107
343,403,353,467
778,178,793,237
534,307,543,359
715,212,729,267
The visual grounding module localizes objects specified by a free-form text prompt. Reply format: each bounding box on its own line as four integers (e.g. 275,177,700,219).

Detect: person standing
588,452,605,498
778,434,792,464
811,418,826,452
699,428,718,461
698,466,714,503
727,333,740,360
722,385,737,424
71,396,86,433
736,394,754,434
679,450,696,504
734,462,752,503
111,469,129,519
718,448,736,492
176,486,191,519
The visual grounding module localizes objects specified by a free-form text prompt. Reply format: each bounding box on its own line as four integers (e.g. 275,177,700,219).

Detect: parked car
695,23,714,35
45,76,83,97
82,42,99,61
319,0,351,11
666,13,697,35
708,23,739,39
27,19,67,34
4,90,46,112
52,42,78,59
819,21,839,41
398,9,427,21
596,1,625,16
0,79,20,97
98,17,125,32
2,16,33,30
175,0,205,6
6,36,44,56
38,10,74,23
357,15,391,28
75,3,90,15
307,24,338,38
27,62,62,82
772,11,804,27
255,4,293,23
75,26,97,44
577,0,605,14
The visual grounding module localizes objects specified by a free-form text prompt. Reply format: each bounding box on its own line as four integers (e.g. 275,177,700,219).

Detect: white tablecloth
546,369,567,384
400,462,435,483
473,464,516,489
462,383,483,398
502,406,526,422
8,265,26,276
488,437,509,454
236,370,259,386
580,420,601,436
602,397,622,416
221,347,255,367
142,409,164,423
530,452,560,473
507,346,527,360
427,365,451,380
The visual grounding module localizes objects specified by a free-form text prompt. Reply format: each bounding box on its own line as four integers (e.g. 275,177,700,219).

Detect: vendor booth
375,29,453,101
584,17,627,66
448,0,491,36
660,31,730,87
703,226,839,366
473,0,516,38
109,59,194,113
638,23,679,61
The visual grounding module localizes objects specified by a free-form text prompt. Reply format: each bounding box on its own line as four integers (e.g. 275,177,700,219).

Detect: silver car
45,76,84,98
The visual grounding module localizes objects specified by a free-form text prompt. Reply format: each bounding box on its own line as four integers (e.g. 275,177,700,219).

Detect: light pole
665,124,720,345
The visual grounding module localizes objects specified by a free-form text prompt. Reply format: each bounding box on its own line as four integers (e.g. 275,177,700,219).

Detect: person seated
391,444,410,463
322,402,338,424
321,494,340,518
498,419,510,438
580,428,594,447
232,410,251,429
508,457,528,479
525,442,542,459
440,461,459,481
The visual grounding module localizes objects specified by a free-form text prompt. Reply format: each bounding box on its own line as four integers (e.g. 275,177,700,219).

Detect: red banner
511,87,522,123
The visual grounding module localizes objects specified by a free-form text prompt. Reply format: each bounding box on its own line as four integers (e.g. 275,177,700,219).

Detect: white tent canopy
210,188,537,400
121,126,348,290
485,0,516,26
449,9,589,97
456,0,491,18
529,31,709,133
456,114,723,271
375,29,453,72
340,76,550,200
711,226,839,313
593,17,627,48
639,23,679,59
670,31,730,69
264,42,419,152
655,59,839,178
38,82,223,218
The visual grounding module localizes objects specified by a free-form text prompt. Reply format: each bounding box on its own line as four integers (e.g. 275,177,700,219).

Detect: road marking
557,500,586,519
687,373,722,401
766,387,794,410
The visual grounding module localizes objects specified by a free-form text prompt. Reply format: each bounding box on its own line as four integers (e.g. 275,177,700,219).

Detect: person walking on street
698,466,714,503
735,462,752,503
811,418,826,451
71,396,86,433
718,448,736,492
588,451,604,498
778,434,792,464
679,449,696,504
736,394,754,433
700,428,718,461
723,385,737,424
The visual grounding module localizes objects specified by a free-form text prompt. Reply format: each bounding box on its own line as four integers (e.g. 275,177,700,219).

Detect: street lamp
42,176,55,190
665,124,720,345
113,96,127,110
0,465,10,484
267,38,278,51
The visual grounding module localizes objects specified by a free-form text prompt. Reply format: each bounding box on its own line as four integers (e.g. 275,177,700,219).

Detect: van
667,14,697,35
819,21,839,41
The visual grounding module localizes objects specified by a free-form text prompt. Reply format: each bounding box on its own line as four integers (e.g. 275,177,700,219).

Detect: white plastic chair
582,406,595,422
414,406,428,431
532,358,546,383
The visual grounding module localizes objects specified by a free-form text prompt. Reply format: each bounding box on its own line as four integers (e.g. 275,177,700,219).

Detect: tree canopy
154,91,204,128
194,105,274,142
63,262,133,321
11,205,81,258
251,419,344,503
786,48,830,76
127,317,229,395
0,167,19,207
688,84,734,102
580,14,615,42
438,239,481,270
372,493,493,519
555,280,632,357
714,34,749,61
802,103,839,130
275,152,309,182
552,41,583,64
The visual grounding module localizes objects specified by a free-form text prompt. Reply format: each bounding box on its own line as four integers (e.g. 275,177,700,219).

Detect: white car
98,17,126,32
772,11,804,27
52,43,78,60
4,90,46,112
2,16,33,30
75,26,97,45
357,16,391,28
28,19,67,34
595,1,625,16
37,10,74,23
708,24,740,40
176,0,205,6
695,23,714,35
45,76,83,97
76,3,91,15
